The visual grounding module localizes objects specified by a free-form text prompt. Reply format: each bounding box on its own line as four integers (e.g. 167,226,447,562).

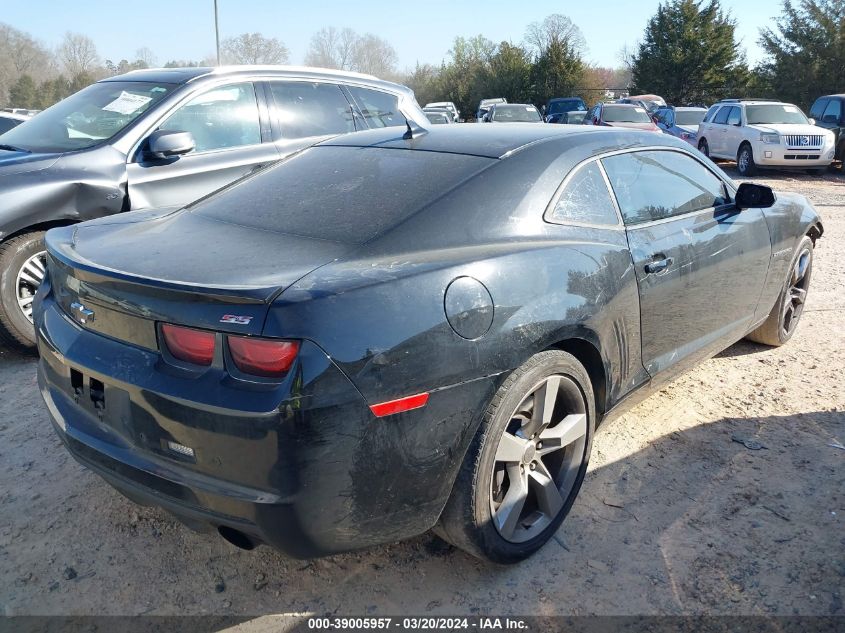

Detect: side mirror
735,182,776,209
146,130,195,159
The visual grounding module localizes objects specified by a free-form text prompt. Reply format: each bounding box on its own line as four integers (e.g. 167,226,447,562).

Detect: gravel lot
0,166,843,619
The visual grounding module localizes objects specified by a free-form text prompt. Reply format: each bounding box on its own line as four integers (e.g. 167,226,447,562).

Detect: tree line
1,0,842,116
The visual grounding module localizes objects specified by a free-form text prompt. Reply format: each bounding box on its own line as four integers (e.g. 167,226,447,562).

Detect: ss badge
220,314,253,325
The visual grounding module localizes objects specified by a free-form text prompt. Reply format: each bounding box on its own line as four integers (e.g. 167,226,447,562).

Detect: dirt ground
0,165,843,620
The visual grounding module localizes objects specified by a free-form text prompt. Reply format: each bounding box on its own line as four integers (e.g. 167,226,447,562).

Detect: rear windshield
675,110,706,125
548,99,586,115
492,105,541,122
603,105,651,123
191,146,493,244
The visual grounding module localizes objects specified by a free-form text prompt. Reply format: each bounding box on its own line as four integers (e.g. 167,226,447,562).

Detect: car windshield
548,100,586,114
492,105,541,122
603,105,651,123
675,110,706,125
746,104,809,125
425,112,450,124
0,81,174,153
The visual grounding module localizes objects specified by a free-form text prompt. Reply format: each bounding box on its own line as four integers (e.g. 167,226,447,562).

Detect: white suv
697,99,836,176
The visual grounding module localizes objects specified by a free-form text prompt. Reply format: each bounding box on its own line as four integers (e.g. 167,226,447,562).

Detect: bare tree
350,33,398,77
57,32,100,77
220,33,290,65
135,47,157,68
305,27,357,70
524,14,586,58
0,23,55,104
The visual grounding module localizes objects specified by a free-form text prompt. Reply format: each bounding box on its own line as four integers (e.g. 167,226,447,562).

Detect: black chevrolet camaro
34,124,822,563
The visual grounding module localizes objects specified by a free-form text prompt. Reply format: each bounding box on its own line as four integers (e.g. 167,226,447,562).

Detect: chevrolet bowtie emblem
70,301,95,324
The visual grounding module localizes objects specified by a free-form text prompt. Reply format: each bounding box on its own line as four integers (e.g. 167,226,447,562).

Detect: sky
4,0,781,71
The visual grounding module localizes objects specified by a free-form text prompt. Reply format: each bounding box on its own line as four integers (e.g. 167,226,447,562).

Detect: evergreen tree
8,74,37,108
757,0,845,109
629,0,749,104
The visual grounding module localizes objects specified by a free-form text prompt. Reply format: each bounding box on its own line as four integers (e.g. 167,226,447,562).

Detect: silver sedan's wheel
435,350,594,564
746,235,814,347
782,246,811,338
16,251,47,323
490,376,587,543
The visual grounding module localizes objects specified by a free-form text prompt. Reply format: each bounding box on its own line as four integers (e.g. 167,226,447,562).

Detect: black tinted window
191,147,492,244
0,117,21,134
822,99,842,123
347,87,406,128
270,81,354,139
712,106,730,124
602,150,728,224
809,98,828,120
549,162,618,226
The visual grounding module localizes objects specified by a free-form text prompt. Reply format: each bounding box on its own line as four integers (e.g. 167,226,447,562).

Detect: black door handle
645,257,673,274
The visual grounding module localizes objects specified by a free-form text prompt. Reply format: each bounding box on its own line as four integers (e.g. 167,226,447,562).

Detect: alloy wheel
738,148,750,173
15,251,46,323
489,375,587,543
782,247,811,337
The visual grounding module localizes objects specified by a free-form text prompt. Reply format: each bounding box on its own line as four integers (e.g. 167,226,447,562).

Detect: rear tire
746,235,813,347
0,231,47,350
435,350,594,564
737,144,757,176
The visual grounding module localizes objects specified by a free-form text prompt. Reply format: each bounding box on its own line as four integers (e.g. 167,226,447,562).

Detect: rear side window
347,87,407,128
548,162,618,226
809,98,828,120
269,81,355,140
712,106,730,125
602,150,728,225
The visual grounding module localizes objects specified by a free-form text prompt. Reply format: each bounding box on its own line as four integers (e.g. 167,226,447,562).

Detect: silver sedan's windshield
0,81,175,153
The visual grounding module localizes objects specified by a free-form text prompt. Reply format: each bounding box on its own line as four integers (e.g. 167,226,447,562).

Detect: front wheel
698,138,710,157
737,144,757,176
435,350,594,564
746,235,813,346
0,231,47,349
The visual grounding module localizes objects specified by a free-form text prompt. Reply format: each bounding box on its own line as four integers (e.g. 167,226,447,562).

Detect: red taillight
228,336,299,378
369,392,430,417
161,324,216,366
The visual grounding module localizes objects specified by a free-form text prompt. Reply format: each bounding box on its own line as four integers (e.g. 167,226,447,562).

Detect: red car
584,103,661,132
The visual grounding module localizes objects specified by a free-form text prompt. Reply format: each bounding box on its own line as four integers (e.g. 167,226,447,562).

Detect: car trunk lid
45,211,351,345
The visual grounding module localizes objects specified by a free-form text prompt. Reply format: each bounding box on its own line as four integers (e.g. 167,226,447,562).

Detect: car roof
319,124,684,160
674,106,707,111
0,112,29,121
816,94,845,99
100,65,411,94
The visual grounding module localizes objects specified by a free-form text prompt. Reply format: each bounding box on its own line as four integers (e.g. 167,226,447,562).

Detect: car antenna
403,118,427,140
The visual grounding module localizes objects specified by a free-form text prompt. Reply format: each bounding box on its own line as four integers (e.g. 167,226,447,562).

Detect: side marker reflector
370,392,430,418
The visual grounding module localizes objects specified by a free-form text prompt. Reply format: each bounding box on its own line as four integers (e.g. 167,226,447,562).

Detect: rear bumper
36,293,494,557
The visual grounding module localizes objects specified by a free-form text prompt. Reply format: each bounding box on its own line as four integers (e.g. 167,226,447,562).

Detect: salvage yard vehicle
809,94,845,167
0,65,428,348
424,101,460,122
697,99,836,176
584,103,661,132
544,97,587,123
476,97,507,122
483,103,542,123
34,124,822,564
653,106,707,145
